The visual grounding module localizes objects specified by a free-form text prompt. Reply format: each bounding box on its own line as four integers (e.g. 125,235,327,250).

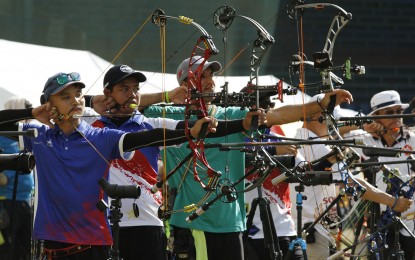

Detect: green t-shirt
145,105,248,232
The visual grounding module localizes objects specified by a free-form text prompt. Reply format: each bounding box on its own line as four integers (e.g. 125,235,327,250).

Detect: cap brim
177,59,222,84
203,61,222,73
51,81,86,96
368,103,409,115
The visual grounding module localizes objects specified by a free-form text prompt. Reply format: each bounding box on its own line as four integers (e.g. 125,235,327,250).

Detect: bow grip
327,94,336,114
249,108,258,131
197,122,209,140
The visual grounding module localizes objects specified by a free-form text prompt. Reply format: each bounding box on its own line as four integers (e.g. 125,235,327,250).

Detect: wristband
390,195,398,210
164,91,170,103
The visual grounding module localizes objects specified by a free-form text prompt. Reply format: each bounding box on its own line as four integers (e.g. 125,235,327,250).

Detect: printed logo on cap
120,65,134,73
177,70,183,80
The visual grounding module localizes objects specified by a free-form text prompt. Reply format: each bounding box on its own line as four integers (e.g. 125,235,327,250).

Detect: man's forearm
123,128,188,151
140,92,165,107
267,102,323,126
141,85,187,107
356,177,395,207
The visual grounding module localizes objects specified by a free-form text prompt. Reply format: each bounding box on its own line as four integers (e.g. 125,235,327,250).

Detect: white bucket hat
368,90,408,115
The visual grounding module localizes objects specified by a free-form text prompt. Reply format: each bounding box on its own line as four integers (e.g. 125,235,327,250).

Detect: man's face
199,67,215,103
181,66,216,103
49,84,85,118
201,67,214,88
375,105,404,133
106,76,140,114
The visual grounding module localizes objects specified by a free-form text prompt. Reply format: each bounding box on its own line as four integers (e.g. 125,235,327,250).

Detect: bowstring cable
80,12,153,99
159,24,170,215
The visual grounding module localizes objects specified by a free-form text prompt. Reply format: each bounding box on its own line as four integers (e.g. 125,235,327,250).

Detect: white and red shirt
92,111,178,227
245,131,296,239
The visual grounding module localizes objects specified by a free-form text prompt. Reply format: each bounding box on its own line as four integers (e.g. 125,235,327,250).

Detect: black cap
104,65,146,89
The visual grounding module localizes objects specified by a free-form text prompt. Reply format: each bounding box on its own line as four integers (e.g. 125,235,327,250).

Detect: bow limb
213,6,296,104
287,1,352,60
214,5,275,83
298,96,367,245
287,1,353,93
213,5,275,129
292,2,352,61
325,108,368,214
180,19,221,189
152,9,221,193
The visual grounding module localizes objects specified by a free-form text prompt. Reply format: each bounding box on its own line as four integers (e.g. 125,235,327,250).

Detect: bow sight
290,55,365,93
209,80,297,109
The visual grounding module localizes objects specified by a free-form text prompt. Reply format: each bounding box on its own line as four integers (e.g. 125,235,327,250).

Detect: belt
41,244,92,259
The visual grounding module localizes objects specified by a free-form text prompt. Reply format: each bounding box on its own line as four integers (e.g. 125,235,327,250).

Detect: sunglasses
55,72,81,86
382,109,404,115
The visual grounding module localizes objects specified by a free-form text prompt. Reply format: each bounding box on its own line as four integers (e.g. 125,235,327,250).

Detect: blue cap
42,72,85,101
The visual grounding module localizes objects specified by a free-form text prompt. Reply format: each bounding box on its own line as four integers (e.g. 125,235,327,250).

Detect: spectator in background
0,96,34,260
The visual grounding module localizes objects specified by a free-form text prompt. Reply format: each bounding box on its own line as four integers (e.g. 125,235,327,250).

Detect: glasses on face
382,109,404,115
55,72,81,86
